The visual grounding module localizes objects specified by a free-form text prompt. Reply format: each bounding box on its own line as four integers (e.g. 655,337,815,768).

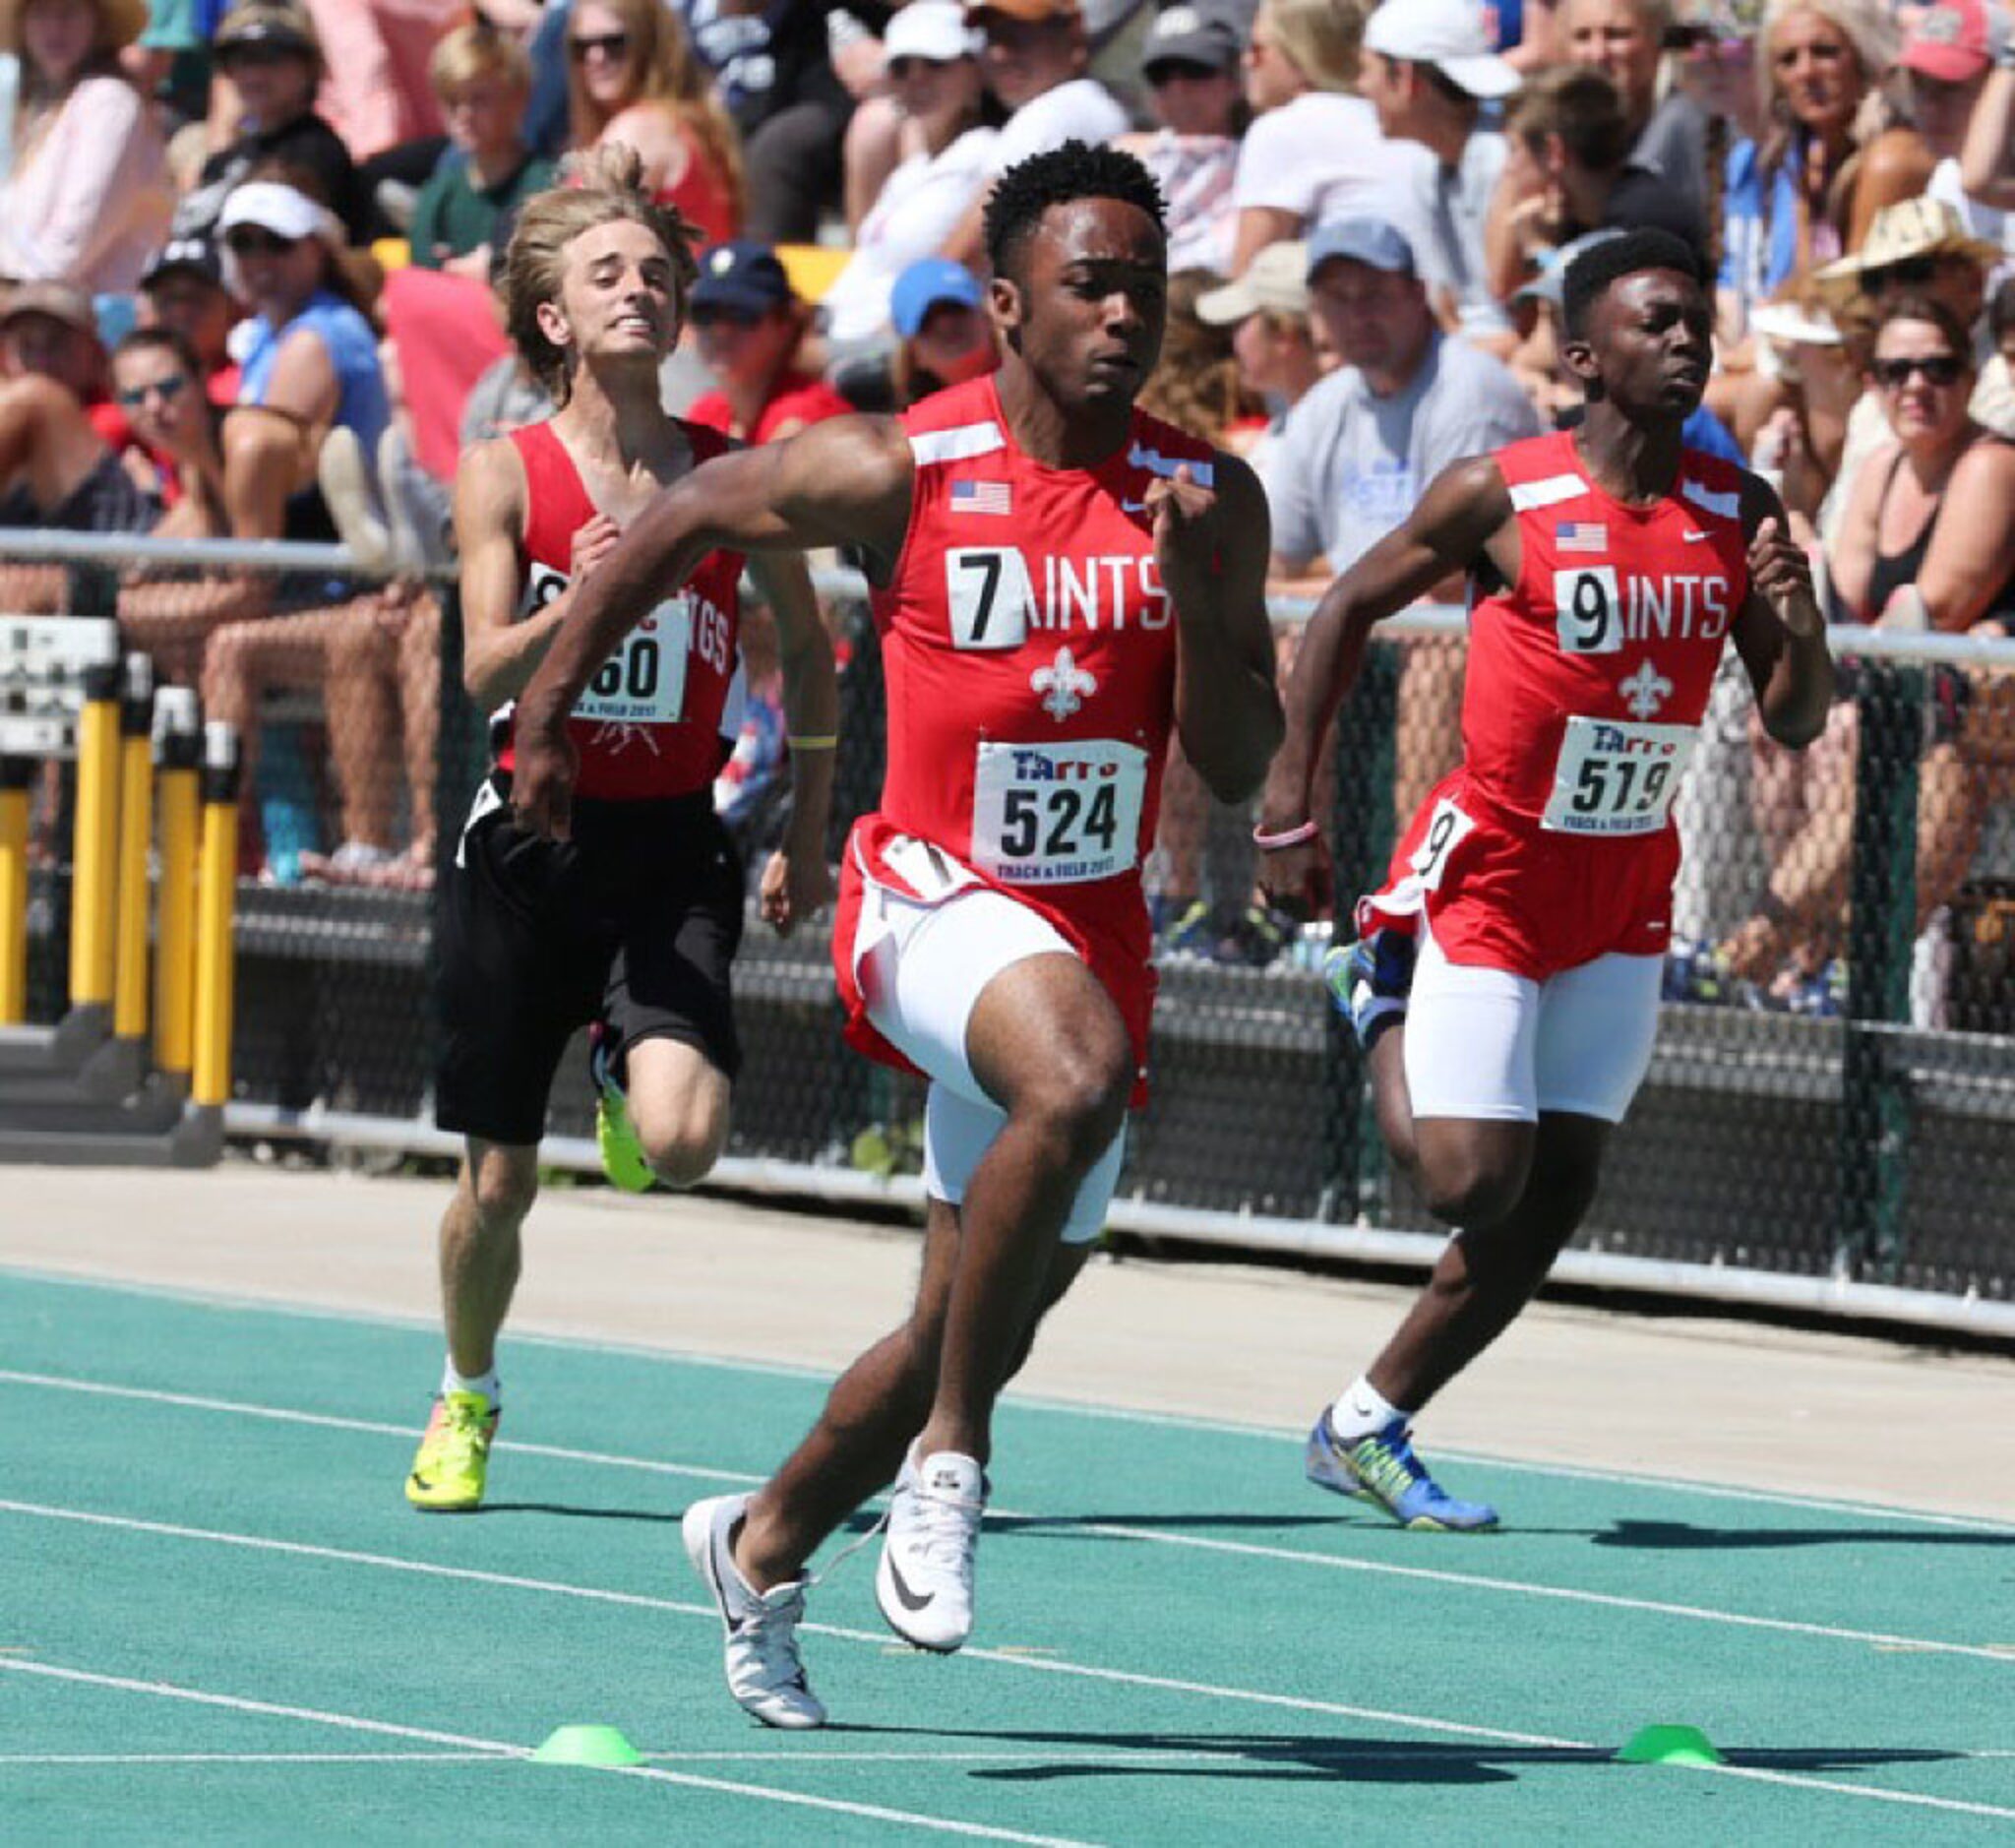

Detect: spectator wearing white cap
1267,217,1538,821
821,4,998,347
1114,2,1248,275
1358,0,1519,350
1230,0,1406,276
939,0,1129,268
0,0,171,292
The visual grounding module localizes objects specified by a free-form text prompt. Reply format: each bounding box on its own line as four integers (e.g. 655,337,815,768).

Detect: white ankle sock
1329,1375,1407,1444
442,1359,500,1404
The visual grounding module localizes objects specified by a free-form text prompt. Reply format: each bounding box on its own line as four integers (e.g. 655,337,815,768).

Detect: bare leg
915,955,1130,1466
395,589,441,862
438,1140,538,1378
622,1034,732,1188
1367,1112,1606,1411
736,1201,1091,1589
322,600,401,848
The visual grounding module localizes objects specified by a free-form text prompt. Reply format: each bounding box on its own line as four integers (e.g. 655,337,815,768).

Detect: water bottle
258,721,322,886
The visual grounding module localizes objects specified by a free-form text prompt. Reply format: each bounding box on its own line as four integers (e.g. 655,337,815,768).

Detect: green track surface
3,1271,2011,1843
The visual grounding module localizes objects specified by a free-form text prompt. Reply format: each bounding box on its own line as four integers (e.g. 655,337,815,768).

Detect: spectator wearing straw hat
0,0,172,292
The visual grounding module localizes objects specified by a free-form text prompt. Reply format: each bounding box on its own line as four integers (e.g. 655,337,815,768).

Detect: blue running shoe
1305,1408,1499,1531
1321,930,1416,1049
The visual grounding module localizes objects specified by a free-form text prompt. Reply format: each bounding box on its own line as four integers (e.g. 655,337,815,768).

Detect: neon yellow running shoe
591,1035,654,1194
405,1390,499,1511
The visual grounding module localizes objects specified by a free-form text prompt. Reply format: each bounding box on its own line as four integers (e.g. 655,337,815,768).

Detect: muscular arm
1732,471,1834,749
1163,454,1283,804
1257,455,1511,833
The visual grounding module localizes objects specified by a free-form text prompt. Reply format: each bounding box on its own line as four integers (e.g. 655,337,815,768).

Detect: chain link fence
4,531,2012,1333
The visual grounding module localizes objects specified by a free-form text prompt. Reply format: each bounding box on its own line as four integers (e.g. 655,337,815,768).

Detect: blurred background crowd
1,0,2012,1027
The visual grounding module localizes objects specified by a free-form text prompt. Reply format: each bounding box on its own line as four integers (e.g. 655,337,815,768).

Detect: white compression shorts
852,879,1127,1244
1402,924,1662,1124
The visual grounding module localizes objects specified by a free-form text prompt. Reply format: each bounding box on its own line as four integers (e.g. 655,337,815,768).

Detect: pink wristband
1252,820,1319,850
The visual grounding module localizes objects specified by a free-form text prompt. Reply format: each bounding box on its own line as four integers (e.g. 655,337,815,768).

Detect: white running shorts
1403,924,1662,1125
853,880,1126,1244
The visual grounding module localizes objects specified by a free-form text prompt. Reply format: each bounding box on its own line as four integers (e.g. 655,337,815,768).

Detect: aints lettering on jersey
1552,564,1733,654
945,544,1170,650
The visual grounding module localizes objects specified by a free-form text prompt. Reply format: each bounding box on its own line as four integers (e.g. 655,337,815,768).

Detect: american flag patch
1556,520,1607,554
951,479,1012,515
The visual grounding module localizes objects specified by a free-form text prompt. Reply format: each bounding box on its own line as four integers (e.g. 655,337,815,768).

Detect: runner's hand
1254,830,1333,919
570,514,622,581
1146,464,1220,607
1748,517,1821,637
511,709,578,841
760,846,834,937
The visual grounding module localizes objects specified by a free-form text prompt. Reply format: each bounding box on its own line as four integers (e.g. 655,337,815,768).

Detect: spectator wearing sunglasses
685,242,852,445
1721,293,2015,1017
1113,2,1248,277
108,327,224,539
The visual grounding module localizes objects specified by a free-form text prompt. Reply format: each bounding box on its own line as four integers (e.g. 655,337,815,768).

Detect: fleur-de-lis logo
1031,647,1096,721
1619,659,1673,719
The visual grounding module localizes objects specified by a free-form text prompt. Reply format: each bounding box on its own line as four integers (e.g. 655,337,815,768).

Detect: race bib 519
1542,716,1694,835
971,740,1146,884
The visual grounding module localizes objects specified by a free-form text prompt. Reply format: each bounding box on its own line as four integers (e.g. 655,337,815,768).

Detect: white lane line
7,1268,2009,1535
2,1371,2003,1663
0,1370,762,1488
0,1660,1091,1847
0,1752,503,1766
8,1507,2006,1821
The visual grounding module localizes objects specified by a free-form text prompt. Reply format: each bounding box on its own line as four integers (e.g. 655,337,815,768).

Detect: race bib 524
971,740,1146,884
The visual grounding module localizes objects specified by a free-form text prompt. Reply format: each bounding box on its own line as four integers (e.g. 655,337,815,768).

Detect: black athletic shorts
434,773,745,1146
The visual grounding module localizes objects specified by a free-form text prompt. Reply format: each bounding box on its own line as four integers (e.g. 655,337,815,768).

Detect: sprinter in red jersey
1258,230,1833,1531
405,149,837,1517
514,143,1282,1725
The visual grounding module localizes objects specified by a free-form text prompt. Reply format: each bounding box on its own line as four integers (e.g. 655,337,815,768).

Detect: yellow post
0,757,31,1025
67,658,122,1012
152,689,202,1081
111,657,155,1045
191,721,241,1110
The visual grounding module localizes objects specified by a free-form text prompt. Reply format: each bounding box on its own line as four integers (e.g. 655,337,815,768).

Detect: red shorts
832,815,1157,1105
1359,770,1680,982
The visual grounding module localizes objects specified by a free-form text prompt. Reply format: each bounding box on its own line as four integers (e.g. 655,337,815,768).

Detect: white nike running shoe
876,1449,987,1653
681,1493,826,1729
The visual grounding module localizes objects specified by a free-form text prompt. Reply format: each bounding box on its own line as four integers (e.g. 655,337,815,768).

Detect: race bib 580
1542,716,1694,835
971,740,1146,884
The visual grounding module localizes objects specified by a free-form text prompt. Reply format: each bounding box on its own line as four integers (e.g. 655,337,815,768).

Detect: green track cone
531,1724,644,1767
1617,1724,1724,1767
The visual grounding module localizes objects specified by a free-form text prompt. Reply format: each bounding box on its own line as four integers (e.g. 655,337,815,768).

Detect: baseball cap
965,0,1081,24
214,1,320,62
885,1,982,62
1307,216,1418,278
1196,241,1312,323
1901,0,1992,83
691,241,794,316
141,235,225,290
1363,0,1522,98
218,180,345,249
1141,3,1244,77
891,258,986,338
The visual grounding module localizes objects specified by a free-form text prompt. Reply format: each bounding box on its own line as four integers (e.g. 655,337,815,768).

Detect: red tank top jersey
834,375,1215,1092
494,418,746,803
1361,430,1752,977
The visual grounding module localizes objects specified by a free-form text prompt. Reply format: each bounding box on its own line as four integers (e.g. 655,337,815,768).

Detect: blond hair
565,0,745,225
429,20,532,99
502,145,702,403
1267,0,1370,94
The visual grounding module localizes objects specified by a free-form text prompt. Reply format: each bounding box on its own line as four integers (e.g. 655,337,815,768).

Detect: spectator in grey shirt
1559,0,1709,216
1267,216,1539,821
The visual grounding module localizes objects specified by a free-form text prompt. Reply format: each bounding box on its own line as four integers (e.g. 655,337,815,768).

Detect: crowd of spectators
0,0,2012,1023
